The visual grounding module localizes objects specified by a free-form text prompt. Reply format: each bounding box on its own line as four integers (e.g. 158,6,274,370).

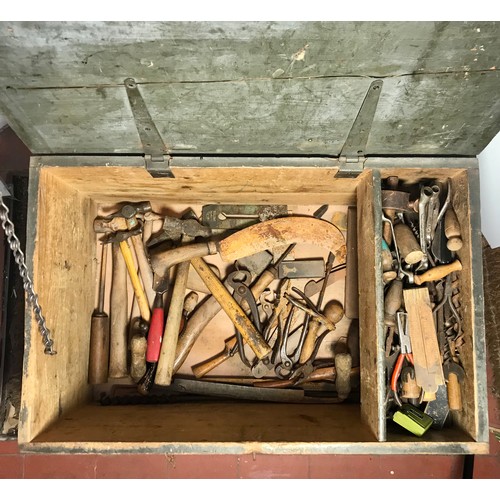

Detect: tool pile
381,176,465,436
88,202,358,405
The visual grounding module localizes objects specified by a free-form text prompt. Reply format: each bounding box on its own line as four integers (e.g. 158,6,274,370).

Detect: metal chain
0,193,56,355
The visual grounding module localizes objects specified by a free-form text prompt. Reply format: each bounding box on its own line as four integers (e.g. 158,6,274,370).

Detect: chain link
0,193,56,355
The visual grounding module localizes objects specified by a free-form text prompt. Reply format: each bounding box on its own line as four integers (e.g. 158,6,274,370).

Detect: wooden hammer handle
109,243,129,378
155,261,191,386
130,233,155,307
173,295,221,373
414,260,462,285
191,257,272,359
119,240,150,322
150,242,217,277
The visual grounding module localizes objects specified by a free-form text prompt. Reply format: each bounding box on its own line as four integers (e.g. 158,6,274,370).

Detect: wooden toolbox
0,21,498,454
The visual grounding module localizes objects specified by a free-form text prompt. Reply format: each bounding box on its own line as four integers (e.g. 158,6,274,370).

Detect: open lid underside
0,21,499,157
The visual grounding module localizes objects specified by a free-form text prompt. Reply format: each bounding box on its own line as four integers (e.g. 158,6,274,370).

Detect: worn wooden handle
130,334,147,382
131,233,155,307
109,243,129,378
88,313,110,384
335,352,352,400
394,223,424,265
384,279,403,327
444,208,463,251
191,257,272,359
447,373,462,411
155,261,191,386
119,240,150,322
414,260,462,285
191,337,238,379
173,295,221,373
299,319,321,364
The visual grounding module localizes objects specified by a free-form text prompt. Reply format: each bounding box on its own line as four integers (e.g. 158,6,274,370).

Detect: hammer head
117,201,152,218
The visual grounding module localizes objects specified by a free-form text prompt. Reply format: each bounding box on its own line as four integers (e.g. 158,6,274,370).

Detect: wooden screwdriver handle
447,372,463,411
414,260,462,285
191,337,238,378
191,257,272,359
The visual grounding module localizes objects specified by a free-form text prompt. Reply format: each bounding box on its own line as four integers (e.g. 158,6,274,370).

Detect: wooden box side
357,169,386,441
19,167,96,443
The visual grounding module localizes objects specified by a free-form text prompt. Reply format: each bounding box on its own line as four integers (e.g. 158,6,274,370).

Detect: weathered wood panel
0,22,499,156
0,22,498,86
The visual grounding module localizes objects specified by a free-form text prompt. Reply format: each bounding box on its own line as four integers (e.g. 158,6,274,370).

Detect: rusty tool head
147,207,212,248
101,225,142,244
94,202,153,233
443,361,465,382
382,176,417,213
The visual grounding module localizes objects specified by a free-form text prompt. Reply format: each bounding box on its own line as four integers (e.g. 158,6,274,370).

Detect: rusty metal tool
150,216,346,276
273,306,297,378
277,258,325,279
201,204,288,231
390,311,417,406
226,269,263,368
433,274,465,411
88,242,110,384
298,252,335,363
147,215,213,247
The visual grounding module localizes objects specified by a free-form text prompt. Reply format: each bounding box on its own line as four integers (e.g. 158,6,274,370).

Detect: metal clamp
124,78,174,178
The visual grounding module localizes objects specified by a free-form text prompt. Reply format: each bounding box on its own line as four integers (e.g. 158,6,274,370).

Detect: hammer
95,202,156,307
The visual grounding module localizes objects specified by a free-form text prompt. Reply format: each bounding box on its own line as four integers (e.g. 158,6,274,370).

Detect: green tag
393,404,434,437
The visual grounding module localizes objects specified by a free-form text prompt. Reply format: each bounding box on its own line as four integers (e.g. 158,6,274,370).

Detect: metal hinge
124,78,174,178
337,79,384,178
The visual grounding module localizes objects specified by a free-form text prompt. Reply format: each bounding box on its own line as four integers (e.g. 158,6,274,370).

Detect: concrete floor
0,127,499,478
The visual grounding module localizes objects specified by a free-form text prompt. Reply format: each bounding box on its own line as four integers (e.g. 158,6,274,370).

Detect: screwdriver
88,242,110,384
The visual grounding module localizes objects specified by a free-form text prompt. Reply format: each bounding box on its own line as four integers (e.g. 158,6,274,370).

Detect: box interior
19,164,485,453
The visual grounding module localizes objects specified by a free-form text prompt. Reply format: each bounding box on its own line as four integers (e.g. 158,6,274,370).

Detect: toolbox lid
0,21,499,158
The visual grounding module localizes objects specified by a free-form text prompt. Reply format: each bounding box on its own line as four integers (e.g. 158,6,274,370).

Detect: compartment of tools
378,168,485,445
91,201,356,405
18,162,488,454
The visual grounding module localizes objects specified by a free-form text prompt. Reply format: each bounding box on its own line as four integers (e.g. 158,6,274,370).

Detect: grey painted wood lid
0,21,499,157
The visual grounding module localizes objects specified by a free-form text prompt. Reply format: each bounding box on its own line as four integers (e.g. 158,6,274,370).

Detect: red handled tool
146,293,165,363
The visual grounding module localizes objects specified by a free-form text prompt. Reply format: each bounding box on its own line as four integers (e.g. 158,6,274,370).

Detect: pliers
390,311,415,406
